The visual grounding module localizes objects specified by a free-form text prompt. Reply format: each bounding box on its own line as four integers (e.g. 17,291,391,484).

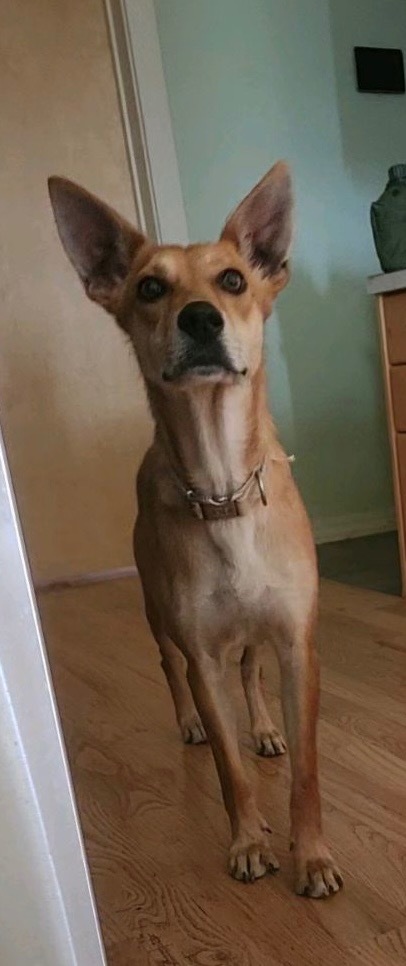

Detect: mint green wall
154,0,406,538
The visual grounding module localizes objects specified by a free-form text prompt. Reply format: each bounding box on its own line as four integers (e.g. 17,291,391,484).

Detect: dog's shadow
268,265,392,531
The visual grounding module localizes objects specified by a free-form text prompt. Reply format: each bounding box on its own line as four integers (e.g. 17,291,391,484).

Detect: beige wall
0,0,152,582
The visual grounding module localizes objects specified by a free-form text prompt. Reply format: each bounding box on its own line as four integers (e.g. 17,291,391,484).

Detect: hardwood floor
38,578,406,966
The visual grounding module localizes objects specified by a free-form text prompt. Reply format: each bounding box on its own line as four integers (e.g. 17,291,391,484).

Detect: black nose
177,301,224,342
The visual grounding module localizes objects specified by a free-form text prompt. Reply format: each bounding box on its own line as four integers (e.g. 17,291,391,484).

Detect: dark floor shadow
317,530,401,595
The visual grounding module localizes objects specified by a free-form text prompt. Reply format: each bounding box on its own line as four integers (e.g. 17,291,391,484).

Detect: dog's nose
177,301,224,342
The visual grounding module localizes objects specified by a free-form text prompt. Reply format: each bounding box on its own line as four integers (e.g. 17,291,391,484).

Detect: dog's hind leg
240,646,286,757
156,633,207,745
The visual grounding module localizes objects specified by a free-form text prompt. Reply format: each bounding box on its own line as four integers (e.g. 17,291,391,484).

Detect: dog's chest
204,517,276,619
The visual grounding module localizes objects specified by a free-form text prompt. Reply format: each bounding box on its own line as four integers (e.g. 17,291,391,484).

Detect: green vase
371,164,406,273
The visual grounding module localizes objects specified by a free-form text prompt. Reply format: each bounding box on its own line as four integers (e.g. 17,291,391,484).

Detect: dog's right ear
220,161,293,294
48,177,146,313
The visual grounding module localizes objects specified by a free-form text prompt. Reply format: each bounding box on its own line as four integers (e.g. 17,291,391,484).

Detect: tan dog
48,163,342,898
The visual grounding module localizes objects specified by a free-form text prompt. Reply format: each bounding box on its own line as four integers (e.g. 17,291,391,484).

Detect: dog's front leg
276,621,343,898
156,634,207,745
186,651,279,882
240,645,287,758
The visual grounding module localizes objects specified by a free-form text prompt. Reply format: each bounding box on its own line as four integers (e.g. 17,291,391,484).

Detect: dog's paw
180,715,207,745
229,818,280,882
294,841,343,899
254,728,287,758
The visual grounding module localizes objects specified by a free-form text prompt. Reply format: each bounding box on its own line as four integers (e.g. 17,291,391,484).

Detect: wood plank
383,291,406,364
391,368,406,431
351,924,406,965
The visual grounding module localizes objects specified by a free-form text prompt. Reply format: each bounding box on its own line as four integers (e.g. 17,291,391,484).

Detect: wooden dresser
368,270,406,595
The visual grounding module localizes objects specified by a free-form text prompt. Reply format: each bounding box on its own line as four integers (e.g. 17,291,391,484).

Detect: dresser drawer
391,366,406,430
397,433,406,509
384,291,406,364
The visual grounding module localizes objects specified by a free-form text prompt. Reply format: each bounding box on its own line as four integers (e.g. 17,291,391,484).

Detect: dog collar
184,462,268,521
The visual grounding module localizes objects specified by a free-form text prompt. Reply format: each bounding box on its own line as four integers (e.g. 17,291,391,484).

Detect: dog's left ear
220,161,293,294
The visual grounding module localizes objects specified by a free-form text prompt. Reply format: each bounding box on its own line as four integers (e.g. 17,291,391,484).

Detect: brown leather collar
183,463,268,521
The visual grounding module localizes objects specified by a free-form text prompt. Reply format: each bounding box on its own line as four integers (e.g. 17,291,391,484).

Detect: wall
154,0,406,540
0,0,152,583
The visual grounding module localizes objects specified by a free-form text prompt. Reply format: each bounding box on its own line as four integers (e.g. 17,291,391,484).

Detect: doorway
0,0,154,585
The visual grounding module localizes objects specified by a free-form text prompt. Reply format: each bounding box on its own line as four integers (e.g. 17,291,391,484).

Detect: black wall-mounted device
354,46,405,94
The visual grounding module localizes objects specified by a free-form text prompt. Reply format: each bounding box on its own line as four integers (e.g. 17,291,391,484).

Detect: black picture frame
354,46,405,94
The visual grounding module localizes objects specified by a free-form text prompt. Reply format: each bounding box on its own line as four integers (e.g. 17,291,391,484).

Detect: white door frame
104,0,189,245
0,429,107,966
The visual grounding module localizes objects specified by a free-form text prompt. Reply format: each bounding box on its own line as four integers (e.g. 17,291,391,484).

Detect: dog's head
48,162,292,389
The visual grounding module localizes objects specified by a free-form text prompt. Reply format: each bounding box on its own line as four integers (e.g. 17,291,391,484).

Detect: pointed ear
220,161,293,292
48,177,146,312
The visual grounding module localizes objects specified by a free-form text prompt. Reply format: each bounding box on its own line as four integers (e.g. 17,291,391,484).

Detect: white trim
312,509,396,545
0,429,106,965
104,0,189,244
367,269,406,295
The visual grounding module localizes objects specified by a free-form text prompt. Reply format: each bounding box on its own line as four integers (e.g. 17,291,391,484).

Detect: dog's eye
137,275,168,303
217,268,247,295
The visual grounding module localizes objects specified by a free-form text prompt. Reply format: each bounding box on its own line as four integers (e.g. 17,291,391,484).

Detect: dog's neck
147,365,272,498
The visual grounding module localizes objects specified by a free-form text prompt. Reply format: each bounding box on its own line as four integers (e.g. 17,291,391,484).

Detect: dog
48,162,342,898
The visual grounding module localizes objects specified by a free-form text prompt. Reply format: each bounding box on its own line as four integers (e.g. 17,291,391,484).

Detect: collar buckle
185,462,267,521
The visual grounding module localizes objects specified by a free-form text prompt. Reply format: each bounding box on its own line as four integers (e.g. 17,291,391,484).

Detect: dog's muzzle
163,300,243,382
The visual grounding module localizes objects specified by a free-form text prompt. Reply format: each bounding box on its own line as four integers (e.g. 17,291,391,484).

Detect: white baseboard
36,565,138,592
312,510,396,545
